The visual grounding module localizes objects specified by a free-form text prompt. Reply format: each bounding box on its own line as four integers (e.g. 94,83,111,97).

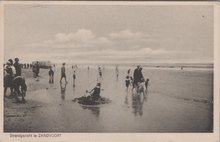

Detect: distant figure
48,66,54,84
32,62,40,78
133,65,144,88
27,63,29,69
60,63,67,83
125,75,130,90
98,66,102,77
88,66,90,71
35,61,40,77
181,66,183,70
116,65,119,81
30,64,33,69
32,64,37,78
73,70,76,87
14,58,22,77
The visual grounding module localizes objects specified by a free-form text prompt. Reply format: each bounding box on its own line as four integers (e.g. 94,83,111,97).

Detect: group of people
22,63,32,69
125,65,150,93
4,58,27,101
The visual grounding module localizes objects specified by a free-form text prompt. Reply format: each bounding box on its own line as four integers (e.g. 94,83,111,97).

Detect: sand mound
72,96,111,105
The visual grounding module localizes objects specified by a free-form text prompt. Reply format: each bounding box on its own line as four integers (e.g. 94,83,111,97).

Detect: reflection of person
60,63,67,83
60,82,67,100
133,65,144,87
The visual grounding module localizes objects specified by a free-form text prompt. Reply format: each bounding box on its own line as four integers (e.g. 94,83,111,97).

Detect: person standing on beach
48,66,54,83
14,58,21,77
73,70,76,87
116,65,119,81
36,61,40,77
98,66,102,77
60,63,68,83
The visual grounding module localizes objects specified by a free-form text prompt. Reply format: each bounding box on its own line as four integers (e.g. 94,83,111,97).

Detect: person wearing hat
60,63,67,83
133,65,144,88
14,58,21,76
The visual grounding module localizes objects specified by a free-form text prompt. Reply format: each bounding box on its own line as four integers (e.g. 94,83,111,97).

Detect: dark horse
13,76,27,102
4,76,27,102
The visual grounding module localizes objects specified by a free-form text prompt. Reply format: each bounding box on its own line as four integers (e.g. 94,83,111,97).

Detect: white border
0,1,219,142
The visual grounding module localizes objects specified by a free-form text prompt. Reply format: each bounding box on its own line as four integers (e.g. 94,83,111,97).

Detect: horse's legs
4,87,7,97
10,87,13,96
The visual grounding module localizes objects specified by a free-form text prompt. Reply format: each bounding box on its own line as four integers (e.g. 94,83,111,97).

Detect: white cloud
45,29,95,44
109,30,146,39
22,29,178,63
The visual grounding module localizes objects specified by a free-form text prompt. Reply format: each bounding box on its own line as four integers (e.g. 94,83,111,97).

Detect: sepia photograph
0,1,219,140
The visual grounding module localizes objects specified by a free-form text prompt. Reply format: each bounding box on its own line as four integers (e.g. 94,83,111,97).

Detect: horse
13,76,27,102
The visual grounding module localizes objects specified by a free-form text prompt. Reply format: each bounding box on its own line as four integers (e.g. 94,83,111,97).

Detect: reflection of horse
131,81,149,116
133,82,146,96
132,94,144,116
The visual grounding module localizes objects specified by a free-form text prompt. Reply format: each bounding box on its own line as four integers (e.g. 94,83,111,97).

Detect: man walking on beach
60,63,68,83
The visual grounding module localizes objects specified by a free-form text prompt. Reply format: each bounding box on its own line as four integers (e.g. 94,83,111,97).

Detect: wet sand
4,66,213,132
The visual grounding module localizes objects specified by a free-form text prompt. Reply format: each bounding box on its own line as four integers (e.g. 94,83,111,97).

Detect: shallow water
9,66,213,132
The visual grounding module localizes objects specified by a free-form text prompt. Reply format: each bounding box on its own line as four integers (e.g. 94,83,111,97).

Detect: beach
4,65,213,132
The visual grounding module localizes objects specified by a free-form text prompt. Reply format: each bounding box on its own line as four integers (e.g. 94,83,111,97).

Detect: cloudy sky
4,4,213,64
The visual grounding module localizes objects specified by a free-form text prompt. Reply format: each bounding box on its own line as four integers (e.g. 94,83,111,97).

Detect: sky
4,4,213,64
